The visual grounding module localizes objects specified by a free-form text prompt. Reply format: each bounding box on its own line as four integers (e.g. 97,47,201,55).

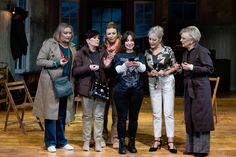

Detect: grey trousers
185,132,210,153
82,96,106,142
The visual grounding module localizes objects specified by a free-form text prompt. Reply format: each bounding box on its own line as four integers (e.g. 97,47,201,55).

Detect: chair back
5,80,33,107
209,77,220,123
209,77,220,105
4,80,44,133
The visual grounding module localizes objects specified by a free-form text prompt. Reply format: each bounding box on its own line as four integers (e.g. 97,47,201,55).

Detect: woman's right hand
125,60,133,67
89,64,99,71
148,69,159,77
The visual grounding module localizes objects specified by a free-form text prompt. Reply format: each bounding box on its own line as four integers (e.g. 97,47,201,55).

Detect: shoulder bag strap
46,69,54,80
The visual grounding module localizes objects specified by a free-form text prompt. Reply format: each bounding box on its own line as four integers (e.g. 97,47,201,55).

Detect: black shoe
149,139,162,152
167,141,177,154
118,138,126,154
127,137,137,153
183,151,194,155
194,153,208,157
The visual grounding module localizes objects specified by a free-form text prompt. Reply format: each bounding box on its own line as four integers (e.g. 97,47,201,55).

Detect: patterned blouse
145,46,176,73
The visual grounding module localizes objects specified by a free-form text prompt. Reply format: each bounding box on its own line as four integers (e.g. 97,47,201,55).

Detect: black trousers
114,88,143,139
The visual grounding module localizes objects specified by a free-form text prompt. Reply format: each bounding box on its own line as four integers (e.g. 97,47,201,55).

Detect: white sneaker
62,144,74,151
47,146,56,153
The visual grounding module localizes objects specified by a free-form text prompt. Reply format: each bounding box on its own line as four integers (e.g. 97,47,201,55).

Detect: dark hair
120,31,139,53
85,30,100,39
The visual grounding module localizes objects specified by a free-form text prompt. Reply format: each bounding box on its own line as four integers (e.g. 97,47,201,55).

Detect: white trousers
149,75,175,138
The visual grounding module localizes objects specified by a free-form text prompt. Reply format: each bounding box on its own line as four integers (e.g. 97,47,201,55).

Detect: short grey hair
179,26,201,42
148,25,164,40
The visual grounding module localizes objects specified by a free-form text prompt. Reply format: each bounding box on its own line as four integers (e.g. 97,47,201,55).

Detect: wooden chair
209,77,220,123
4,80,44,134
0,62,8,106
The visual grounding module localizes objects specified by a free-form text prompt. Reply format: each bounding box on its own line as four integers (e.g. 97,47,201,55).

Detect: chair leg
36,117,44,131
21,110,25,122
215,99,218,123
4,103,11,131
12,107,26,134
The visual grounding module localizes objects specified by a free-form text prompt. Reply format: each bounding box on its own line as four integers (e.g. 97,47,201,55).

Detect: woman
101,21,121,148
33,23,76,153
145,25,178,153
113,31,146,154
179,26,214,157
73,30,111,152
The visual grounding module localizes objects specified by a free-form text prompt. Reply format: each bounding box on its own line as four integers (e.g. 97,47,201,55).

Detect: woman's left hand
181,62,193,71
132,61,140,67
163,70,170,76
158,70,165,76
103,54,113,67
60,58,68,66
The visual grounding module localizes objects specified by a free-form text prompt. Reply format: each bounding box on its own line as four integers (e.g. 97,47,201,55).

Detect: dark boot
119,138,126,154
127,137,137,153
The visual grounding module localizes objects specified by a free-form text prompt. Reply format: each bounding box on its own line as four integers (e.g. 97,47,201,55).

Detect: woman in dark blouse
179,26,214,157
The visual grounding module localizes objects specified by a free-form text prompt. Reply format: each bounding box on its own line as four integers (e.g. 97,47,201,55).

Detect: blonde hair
53,23,74,43
179,26,201,42
148,25,164,41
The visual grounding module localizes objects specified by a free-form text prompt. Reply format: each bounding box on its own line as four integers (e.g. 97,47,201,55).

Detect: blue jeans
114,88,143,139
44,97,68,148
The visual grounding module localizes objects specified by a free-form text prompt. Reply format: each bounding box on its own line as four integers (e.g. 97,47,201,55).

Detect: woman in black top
179,26,214,157
113,31,146,154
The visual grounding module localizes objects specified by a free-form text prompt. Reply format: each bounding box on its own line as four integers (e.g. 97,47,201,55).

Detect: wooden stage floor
0,96,235,157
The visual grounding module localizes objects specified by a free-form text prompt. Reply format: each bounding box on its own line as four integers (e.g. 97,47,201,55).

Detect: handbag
47,70,73,98
88,55,109,100
89,80,109,101
52,76,73,98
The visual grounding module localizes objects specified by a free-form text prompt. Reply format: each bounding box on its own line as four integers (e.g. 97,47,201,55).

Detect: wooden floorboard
0,96,236,157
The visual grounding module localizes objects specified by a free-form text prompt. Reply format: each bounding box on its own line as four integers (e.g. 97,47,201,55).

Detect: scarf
105,38,121,55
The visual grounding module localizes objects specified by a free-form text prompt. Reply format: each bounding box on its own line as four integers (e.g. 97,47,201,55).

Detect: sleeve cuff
115,63,127,73
137,62,146,72
52,62,57,68
189,64,194,70
56,59,61,67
